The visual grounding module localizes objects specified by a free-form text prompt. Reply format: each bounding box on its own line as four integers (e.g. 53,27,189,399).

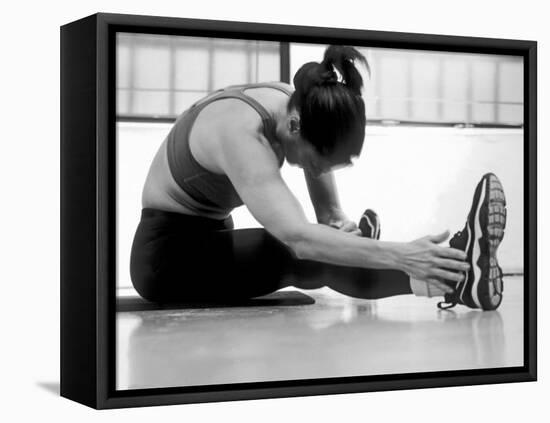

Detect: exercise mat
116,290,315,312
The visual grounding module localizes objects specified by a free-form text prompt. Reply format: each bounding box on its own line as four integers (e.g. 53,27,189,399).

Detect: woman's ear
289,116,301,134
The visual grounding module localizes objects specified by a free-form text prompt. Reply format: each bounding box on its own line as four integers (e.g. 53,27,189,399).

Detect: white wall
117,123,523,290
4,0,547,422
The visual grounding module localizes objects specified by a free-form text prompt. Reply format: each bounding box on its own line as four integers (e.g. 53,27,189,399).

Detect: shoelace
437,297,458,310
437,282,461,309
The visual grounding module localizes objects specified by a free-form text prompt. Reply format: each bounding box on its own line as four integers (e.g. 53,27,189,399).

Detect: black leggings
130,208,412,304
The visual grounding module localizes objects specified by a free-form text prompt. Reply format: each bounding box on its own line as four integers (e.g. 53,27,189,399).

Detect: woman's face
289,136,355,178
280,111,358,177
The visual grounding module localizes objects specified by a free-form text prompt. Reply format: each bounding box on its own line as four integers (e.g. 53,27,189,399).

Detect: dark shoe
438,173,507,311
359,209,381,240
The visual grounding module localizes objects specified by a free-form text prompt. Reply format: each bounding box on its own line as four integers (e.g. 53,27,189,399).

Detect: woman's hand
323,209,362,236
398,230,470,294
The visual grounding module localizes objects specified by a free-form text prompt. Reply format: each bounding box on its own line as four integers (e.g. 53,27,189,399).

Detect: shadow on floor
36,381,60,396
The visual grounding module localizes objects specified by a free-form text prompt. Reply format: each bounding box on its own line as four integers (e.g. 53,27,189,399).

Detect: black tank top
166,82,293,218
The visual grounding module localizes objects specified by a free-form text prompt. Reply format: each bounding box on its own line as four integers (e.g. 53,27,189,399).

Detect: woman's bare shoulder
270,81,294,92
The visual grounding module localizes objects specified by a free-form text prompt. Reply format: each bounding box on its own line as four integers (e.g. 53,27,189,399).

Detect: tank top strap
235,91,276,141
222,82,294,96
238,84,294,140
207,83,292,150
246,82,294,96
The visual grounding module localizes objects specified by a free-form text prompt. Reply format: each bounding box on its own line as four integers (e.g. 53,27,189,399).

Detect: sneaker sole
464,173,507,310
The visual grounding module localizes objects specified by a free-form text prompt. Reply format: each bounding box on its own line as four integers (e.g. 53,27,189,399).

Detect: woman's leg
288,257,413,299
130,209,292,303
204,226,413,300
199,226,296,300
130,208,413,304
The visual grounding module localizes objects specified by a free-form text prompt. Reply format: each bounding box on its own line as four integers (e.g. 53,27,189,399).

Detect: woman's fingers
340,221,358,232
437,246,467,261
334,220,362,236
432,268,465,283
437,258,470,272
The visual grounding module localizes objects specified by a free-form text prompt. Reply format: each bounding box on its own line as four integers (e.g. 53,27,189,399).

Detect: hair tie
318,63,338,85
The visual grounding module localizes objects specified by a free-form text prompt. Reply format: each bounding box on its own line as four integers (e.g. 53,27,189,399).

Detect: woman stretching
130,45,506,311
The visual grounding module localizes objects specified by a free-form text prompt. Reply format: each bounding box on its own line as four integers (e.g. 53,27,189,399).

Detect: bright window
116,33,282,120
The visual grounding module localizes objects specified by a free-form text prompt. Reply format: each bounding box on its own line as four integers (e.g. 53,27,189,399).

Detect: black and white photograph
1,0,543,417
114,32,525,390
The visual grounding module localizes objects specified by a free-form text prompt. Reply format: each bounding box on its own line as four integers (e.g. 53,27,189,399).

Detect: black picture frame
60,12,537,409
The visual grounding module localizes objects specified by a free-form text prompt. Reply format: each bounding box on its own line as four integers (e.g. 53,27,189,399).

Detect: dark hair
288,45,369,157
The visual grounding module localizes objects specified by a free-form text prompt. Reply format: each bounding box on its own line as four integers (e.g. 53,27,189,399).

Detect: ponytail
292,46,368,96
321,45,369,95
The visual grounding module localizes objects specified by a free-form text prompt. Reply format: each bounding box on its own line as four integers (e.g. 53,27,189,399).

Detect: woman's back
142,82,293,219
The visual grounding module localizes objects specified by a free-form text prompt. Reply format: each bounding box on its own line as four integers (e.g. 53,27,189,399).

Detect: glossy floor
116,276,524,390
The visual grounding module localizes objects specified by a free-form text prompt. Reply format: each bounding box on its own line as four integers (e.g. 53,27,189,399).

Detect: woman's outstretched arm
217,126,468,292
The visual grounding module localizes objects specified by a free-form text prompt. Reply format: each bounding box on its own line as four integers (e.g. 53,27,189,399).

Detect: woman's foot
438,173,507,311
359,209,381,240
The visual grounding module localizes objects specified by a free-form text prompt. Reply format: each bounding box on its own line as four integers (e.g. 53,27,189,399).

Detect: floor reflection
116,276,523,390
